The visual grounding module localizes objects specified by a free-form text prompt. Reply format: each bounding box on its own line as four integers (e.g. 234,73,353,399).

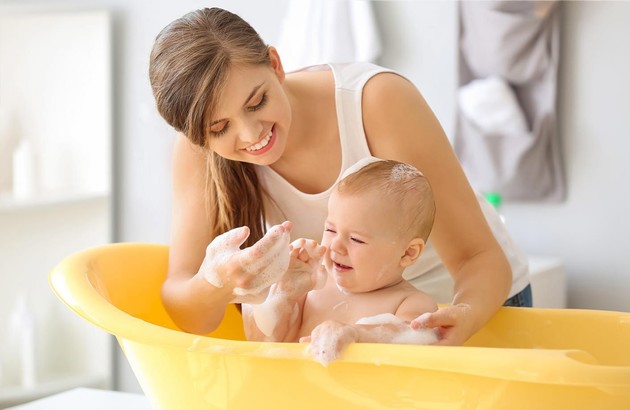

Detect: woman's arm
164,134,293,335
164,133,229,334
362,73,512,345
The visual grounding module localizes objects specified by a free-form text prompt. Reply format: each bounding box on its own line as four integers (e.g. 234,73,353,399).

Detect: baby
243,158,439,365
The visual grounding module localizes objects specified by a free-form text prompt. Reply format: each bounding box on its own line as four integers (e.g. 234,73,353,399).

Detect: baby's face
322,189,410,293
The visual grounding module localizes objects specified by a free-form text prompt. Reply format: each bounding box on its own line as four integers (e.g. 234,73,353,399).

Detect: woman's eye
248,93,268,112
210,122,229,137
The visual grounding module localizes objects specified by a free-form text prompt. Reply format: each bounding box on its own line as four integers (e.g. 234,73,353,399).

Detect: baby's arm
302,292,438,366
243,239,326,342
242,288,306,342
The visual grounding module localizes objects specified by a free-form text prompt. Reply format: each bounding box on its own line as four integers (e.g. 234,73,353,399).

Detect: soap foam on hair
389,163,422,182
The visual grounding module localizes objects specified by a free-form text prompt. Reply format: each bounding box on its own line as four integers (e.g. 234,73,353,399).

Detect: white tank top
255,62,530,302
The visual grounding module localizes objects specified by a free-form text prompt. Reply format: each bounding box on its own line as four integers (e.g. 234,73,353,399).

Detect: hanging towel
454,1,564,202
277,0,382,71
458,76,528,136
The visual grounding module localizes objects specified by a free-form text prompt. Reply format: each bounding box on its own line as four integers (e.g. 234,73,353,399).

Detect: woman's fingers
410,304,473,346
240,222,291,265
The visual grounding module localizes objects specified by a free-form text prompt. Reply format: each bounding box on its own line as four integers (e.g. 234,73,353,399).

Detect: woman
149,7,531,345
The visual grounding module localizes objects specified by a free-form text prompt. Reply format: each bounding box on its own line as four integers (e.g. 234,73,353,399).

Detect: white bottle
9,295,37,388
12,139,37,199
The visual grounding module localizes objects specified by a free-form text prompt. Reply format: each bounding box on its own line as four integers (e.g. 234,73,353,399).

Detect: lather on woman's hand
410,303,475,346
198,221,293,303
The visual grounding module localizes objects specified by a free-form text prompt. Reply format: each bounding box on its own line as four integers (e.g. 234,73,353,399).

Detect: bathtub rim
49,242,630,390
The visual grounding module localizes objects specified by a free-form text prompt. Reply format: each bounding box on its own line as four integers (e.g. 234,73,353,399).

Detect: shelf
0,192,109,212
0,373,108,407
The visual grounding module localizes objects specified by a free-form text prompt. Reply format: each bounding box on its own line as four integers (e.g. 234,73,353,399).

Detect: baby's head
336,160,435,242
324,159,436,293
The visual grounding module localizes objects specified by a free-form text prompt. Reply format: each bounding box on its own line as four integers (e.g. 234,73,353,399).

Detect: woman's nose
238,119,263,145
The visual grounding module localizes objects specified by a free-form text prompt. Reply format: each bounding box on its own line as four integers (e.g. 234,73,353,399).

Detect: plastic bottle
9,294,37,388
12,139,37,199
484,192,506,224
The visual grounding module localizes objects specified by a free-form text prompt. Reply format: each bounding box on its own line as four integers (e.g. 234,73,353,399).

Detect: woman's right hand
198,221,292,303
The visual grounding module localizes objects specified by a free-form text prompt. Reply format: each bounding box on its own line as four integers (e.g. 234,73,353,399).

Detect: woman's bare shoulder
361,71,451,163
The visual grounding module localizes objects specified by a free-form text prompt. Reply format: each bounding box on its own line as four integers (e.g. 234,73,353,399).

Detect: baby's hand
300,320,358,367
274,239,327,299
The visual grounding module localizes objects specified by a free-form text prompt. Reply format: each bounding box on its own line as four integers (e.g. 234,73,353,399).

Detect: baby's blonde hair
336,160,436,241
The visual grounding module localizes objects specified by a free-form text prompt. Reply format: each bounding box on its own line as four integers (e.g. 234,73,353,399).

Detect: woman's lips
243,126,275,156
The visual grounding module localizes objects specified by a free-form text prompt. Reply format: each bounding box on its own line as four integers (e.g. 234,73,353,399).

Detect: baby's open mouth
334,261,352,270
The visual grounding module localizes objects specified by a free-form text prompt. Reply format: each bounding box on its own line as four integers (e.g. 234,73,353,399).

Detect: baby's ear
401,238,425,268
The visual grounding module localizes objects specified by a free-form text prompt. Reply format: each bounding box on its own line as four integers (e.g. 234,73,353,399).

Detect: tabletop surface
5,387,151,410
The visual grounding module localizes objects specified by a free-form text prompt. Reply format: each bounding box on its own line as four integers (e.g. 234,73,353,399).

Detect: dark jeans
503,284,533,307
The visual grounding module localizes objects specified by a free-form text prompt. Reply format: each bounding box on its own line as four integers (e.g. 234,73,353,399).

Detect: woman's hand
410,303,474,346
198,221,292,303
300,320,358,366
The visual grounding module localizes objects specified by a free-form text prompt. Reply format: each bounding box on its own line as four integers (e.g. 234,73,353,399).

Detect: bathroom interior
1,0,629,407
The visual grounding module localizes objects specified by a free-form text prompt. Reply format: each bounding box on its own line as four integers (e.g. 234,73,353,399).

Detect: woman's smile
242,125,276,156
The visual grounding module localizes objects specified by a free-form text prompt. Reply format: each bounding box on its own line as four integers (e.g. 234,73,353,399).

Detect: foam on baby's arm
355,313,438,345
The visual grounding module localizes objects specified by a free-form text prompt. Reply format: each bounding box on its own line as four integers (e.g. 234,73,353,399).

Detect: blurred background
0,0,628,404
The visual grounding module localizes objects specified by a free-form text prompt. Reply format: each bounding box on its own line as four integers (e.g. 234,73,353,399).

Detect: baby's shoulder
393,284,438,321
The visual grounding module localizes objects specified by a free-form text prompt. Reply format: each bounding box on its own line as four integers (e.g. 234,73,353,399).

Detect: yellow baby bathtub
49,243,630,409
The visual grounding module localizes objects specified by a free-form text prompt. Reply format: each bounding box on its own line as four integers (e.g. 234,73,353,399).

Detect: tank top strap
328,62,394,170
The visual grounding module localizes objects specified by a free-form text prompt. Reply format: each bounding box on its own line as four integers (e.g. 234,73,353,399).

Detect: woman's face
205,54,291,165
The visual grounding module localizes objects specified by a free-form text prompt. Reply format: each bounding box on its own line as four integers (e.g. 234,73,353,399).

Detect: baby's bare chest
299,289,409,337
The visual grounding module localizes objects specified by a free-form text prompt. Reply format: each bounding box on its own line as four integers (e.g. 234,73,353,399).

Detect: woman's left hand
410,303,475,346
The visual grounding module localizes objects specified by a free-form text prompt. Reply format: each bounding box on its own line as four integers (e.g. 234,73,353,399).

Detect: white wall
379,1,630,313
372,1,458,138
502,2,630,312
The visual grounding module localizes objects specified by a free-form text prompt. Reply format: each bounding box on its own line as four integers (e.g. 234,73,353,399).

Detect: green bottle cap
484,192,502,208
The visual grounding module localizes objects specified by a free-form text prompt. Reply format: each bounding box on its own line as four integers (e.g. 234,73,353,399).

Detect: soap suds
309,325,348,367
389,163,422,182
233,224,291,298
356,313,438,345
332,301,348,312
355,313,403,326
199,224,291,302
200,226,250,289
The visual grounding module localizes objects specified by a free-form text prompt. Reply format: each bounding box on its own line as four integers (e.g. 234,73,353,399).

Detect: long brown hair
149,8,270,247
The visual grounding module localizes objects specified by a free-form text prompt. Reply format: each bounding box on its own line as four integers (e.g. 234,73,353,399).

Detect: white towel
277,0,382,72
458,76,528,136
